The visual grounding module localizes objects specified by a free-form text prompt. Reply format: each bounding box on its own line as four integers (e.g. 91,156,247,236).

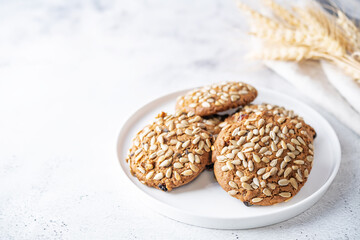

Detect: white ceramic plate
116,87,341,229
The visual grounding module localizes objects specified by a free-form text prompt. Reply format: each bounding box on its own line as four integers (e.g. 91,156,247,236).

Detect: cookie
176,82,257,117
126,112,212,191
213,111,315,206
226,103,316,138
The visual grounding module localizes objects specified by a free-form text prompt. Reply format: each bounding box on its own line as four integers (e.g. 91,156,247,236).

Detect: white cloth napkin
264,60,360,136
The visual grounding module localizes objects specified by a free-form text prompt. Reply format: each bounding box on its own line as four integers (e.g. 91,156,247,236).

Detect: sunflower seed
195,155,200,163
271,142,278,152
256,167,266,175
192,136,201,144
188,153,195,163
270,159,278,167
165,168,172,178
258,119,265,127
228,190,238,196
237,152,245,161
243,142,255,149
295,123,302,129
262,172,271,180
278,117,286,124
288,152,296,158
149,153,157,159
258,147,268,154
137,166,145,174
304,169,309,178
286,143,295,151
283,156,291,163
201,132,210,139
236,170,244,178
226,153,235,159
284,180,296,192
198,141,205,150
270,167,278,176
291,139,300,146
202,102,211,108
261,136,270,143
262,157,270,163
221,165,229,172
229,181,239,189
295,173,303,182
279,140,286,150
242,182,252,190
242,148,253,153
273,126,279,133
232,127,240,136
307,156,314,162
181,170,193,176
226,161,234,170
253,177,260,186
276,149,284,157
174,171,181,181
157,135,164,144
263,188,272,196
146,171,154,179
189,103,197,108
279,192,291,198
253,154,261,163
179,157,189,163
182,140,190,148
242,160,248,168
173,162,183,169
239,130,248,136
259,127,265,136
240,176,250,182
248,160,254,171
278,179,289,186
216,156,226,162
165,149,174,158
190,163,199,172
284,167,292,178
232,160,241,165
195,149,204,155
251,136,260,143
294,160,305,165
159,159,172,167
252,197,263,203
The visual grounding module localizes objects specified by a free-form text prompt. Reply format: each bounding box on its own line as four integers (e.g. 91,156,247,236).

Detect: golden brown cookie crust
126,112,212,191
213,111,315,206
176,82,257,117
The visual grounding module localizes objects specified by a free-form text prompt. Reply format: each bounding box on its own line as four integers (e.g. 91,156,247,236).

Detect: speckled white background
0,0,359,239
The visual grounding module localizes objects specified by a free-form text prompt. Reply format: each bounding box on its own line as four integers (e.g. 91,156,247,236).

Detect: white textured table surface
0,0,359,239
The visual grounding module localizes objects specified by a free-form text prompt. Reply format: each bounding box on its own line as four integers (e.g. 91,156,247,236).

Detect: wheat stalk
239,0,360,83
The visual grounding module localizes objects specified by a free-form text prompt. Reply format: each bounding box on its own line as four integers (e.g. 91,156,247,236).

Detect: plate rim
116,87,341,228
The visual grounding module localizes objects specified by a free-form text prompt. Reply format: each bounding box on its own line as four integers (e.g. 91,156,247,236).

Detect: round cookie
176,82,257,117
213,111,315,206
126,112,212,191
